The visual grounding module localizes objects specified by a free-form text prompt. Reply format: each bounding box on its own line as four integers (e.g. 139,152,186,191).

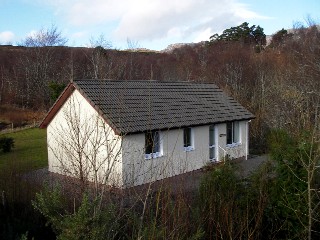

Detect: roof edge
39,83,75,128
73,79,219,85
123,117,255,135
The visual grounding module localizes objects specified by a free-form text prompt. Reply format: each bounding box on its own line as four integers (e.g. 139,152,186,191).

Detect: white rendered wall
215,121,248,161
47,90,123,187
121,121,249,187
121,126,208,187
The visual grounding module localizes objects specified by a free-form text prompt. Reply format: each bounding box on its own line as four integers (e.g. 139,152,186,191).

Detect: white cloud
0,31,15,43
26,30,38,38
40,0,268,48
42,0,127,25
193,28,213,43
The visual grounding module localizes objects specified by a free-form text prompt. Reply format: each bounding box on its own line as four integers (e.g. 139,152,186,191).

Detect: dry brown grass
0,105,46,129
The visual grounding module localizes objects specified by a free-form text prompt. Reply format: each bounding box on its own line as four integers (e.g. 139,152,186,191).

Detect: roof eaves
124,116,256,135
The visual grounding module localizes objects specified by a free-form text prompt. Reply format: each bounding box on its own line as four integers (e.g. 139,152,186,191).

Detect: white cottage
40,80,254,187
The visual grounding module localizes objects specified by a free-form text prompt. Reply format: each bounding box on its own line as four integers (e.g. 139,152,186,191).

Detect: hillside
0,24,320,152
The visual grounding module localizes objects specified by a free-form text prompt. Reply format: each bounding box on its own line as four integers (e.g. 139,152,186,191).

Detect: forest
0,20,320,239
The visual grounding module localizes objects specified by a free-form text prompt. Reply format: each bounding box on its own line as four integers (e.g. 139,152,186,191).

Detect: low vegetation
0,127,319,239
31,129,320,240
0,105,45,130
0,136,14,153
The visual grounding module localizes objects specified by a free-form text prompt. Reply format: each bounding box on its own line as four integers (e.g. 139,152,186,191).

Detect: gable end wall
47,89,123,187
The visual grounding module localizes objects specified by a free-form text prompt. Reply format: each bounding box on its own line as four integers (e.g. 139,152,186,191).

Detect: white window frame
145,130,163,159
226,121,241,147
183,127,194,152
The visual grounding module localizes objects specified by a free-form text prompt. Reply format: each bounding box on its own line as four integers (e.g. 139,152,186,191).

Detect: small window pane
184,128,192,147
145,131,160,155
226,122,233,144
233,121,240,143
209,125,215,146
145,132,153,154
153,131,160,153
209,147,215,159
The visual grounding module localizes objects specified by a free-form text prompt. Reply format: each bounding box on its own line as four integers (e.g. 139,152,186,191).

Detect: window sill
226,143,241,148
184,146,195,152
145,152,163,160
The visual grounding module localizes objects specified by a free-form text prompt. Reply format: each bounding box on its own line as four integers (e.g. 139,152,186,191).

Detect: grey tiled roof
73,79,254,134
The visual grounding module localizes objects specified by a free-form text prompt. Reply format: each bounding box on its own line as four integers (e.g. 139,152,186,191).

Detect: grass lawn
0,128,47,174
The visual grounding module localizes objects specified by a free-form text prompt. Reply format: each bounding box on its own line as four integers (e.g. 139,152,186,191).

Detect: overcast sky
1,0,319,50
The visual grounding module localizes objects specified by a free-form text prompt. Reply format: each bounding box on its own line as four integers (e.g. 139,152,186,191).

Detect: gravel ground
129,154,269,194
236,154,269,178
24,154,269,196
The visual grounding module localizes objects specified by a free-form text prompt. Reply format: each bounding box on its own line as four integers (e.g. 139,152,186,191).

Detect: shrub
0,136,15,153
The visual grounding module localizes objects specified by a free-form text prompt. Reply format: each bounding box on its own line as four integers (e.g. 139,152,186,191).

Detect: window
209,125,216,160
183,127,194,151
226,121,240,145
145,131,162,159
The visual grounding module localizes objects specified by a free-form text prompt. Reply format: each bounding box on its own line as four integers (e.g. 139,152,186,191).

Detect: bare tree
87,34,113,79
125,38,141,80
17,25,69,108
20,25,67,47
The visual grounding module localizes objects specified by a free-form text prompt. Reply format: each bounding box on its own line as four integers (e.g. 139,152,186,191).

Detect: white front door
209,125,216,161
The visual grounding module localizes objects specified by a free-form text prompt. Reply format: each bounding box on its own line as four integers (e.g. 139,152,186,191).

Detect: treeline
1,21,320,151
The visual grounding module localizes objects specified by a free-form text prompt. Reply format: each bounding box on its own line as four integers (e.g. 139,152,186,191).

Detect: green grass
0,128,47,174
0,128,49,234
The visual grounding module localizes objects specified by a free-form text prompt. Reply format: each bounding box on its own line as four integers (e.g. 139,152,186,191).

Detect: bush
198,162,272,239
0,137,15,153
